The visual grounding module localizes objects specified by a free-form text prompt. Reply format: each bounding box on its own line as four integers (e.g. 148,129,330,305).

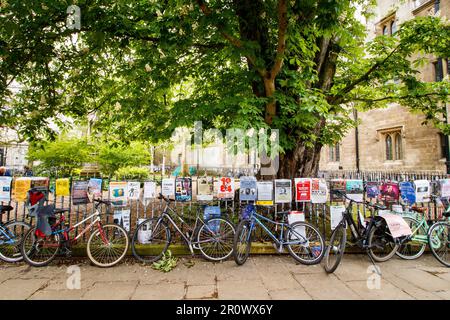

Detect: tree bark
278,141,323,179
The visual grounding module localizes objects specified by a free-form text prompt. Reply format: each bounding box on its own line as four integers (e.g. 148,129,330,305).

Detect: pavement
0,254,448,300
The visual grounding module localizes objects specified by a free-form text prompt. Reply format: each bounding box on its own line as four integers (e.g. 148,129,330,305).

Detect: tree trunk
278,141,323,179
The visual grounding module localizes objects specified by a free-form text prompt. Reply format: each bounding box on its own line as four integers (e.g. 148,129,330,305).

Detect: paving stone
0,278,49,300
269,288,312,300
29,289,87,300
186,285,216,299
217,280,271,300
344,280,413,300
82,281,138,300
293,273,360,300
131,283,185,300
388,268,450,292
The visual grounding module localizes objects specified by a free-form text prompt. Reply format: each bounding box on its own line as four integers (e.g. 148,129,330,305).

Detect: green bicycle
396,195,449,267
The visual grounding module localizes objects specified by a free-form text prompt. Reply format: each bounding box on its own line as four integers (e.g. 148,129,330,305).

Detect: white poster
121,209,131,232
330,205,345,230
288,211,306,239
161,178,175,197
197,176,214,201
257,181,273,201
311,178,328,204
217,177,235,199
137,218,152,244
440,179,450,198
127,181,141,200
0,176,12,201
143,181,156,200
274,179,292,204
414,180,430,203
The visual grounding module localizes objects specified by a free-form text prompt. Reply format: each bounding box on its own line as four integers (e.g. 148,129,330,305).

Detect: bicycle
233,205,325,266
131,193,236,263
0,204,31,262
21,198,129,267
323,190,400,273
396,195,449,267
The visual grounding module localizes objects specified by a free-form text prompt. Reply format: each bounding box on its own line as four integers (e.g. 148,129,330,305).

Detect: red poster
295,178,311,202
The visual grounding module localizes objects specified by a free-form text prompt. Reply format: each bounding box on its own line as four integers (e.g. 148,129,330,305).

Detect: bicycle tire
428,221,449,267
87,224,129,267
0,221,31,263
131,217,171,264
367,221,398,262
324,224,346,273
286,221,325,265
20,227,60,267
396,216,427,260
196,217,235,261
233,219,252,266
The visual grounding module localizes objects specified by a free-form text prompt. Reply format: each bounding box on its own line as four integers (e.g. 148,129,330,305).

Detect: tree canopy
1,0,449,177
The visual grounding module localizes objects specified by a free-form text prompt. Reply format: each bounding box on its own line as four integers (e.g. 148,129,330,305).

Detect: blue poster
399,181,416,205
366,182,380,199
203,206,221,233
239,176,257,201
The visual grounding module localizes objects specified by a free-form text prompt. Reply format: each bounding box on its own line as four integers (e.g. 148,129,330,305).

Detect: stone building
319,0,449,173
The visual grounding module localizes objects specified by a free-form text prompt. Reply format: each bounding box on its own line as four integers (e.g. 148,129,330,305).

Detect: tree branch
269,0,288,79
345,92,443,104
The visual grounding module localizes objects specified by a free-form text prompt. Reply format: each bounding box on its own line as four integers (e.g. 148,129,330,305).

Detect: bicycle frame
0,224,15,244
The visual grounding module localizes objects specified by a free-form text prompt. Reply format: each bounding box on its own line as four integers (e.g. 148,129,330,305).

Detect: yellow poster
13,178,31,202
56,178,70,196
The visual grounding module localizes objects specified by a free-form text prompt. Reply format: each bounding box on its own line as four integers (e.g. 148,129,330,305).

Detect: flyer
143,181,156,200
330,205,345,230
439,179,450,198
197,176,213,201
399,181,416,205
203,206,221,233
288,211,305,238
257,181,273,206
31,177,49,189
175,177,192,202
113,208,131,231
380,213,412,238
217,177,235,199
311,178,328,204
87,178,103,198
109,181,128,206
55,178,70,197
330,179,346,202
0,177,12,201
137,218,153,244
366,182,380,199
127,181,141,200
71,180,89,205
295,178,311,202
239,176,257,201
274,179,292,204
414,180,430,203
379,182,399,203
345,180,363,202
161,178,175,197
13,178,31,202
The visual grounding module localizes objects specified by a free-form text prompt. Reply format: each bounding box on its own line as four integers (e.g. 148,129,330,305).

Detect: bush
114,166,150,180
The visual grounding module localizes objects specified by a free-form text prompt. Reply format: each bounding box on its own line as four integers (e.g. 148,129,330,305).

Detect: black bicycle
324,190,399,273
131,193,235,263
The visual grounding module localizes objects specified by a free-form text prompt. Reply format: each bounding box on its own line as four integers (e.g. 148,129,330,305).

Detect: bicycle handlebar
331,190,387,210
157,193,175,203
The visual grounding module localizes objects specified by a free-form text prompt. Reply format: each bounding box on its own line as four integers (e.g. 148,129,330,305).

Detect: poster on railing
13,177,31,202
295,178,311,202
203,206,221,233
239,176,257,201
175,177,192,202
379,182,399,203
197,176,213,201
414,180,430,203
330,179,346,202
109,181,128,206
55,178,70,197
345,180,363,202
88,178,103,198
257,181,273,206
217,177,235,199
366,182,380,199
113,208,131,232
127,181,141,200
274,179,292,204
288,211,305,238
0,177,12,201
439,179,450,198
71,180,89,205
330,205,345,230
311,178,328,204
143,181,156,200
137,218,152,244
31,177,49,190
161,178,175,197
399,181,416,205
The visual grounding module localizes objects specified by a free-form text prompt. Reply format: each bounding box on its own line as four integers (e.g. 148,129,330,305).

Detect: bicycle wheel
233,219,252,266
196,218,235,261
0,221,30,263
131,217,171,264
367,220,399,262
323,224,347,273
87,224,129,267
428,221,449,267
286,221,325,265
396,216,427,260
21,227,60,267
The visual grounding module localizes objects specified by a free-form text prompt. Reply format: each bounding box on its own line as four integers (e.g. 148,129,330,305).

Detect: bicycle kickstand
366,249,381,276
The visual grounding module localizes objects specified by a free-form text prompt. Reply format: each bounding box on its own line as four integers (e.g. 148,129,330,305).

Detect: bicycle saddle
0,205,13,214
411,206,426,213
